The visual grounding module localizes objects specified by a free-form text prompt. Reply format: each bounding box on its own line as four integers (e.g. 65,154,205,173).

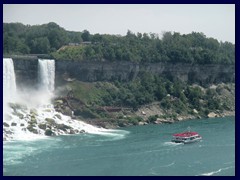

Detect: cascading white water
3,58,17,103
3,58,17,122
38,59,55,93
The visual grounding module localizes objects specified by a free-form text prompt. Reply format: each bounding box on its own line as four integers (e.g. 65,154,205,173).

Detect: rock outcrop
207,112,217,118
12,56,39,90
10,57,235,87
55,60,235,85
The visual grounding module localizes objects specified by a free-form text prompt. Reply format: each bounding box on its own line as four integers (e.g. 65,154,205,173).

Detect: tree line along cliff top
3,22,235,65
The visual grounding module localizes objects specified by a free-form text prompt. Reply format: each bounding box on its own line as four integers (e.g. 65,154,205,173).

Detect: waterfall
38,59,55,93
3,58,17,103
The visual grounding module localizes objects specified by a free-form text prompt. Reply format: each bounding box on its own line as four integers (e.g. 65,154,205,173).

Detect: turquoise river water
3,116,235,176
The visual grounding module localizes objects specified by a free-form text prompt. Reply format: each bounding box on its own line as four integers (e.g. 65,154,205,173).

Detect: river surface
3,116,235,176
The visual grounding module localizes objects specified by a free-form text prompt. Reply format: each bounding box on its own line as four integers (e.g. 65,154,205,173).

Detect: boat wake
199,166,234,176
163,142,184,146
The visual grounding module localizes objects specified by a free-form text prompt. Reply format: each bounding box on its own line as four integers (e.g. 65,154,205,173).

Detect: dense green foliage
4,22,234,64
99,73,208,112
67,73,234,118
3,22,82,54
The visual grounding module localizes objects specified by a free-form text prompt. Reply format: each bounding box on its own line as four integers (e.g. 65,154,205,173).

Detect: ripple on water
3,137,62,166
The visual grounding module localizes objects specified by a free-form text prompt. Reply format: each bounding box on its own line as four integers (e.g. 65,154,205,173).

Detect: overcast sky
3,4,235,43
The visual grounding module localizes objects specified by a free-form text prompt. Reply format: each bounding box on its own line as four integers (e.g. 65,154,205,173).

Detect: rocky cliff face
12,57,39,90
55,60,235,85
11,57,235,87
55,61,139,83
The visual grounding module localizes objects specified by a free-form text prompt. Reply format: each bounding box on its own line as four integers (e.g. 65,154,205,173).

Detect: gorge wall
12,56,39,90
11,57,235,89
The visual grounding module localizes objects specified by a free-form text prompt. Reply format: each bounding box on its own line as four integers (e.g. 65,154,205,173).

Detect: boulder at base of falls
54,114,62,120
56,124,71,131
45,118,56,126
27,124,38,134
12,111,24,119
80,130,85,133
45,129,54,136
3,122,10,127
69,129,83,134
38,123,47,130
11,122,17,126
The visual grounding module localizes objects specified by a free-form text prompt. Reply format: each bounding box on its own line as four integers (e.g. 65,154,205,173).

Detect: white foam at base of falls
4,104,125,141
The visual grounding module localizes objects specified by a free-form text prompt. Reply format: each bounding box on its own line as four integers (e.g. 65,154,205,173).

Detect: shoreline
82,110,235,129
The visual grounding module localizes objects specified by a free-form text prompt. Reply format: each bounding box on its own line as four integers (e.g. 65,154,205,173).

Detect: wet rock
45,129,53,136
56,124,71,131
27,125,38,134
69,129,75,134
12,111,24,119
3,122,10,127
47,125,52,129
60,107,72,116
74,129,79,133
19,114,24,119
29,116,37,125
54,114,62,120
80,130,85,133
11,122,17,126
38,123,47,130
4,129,13,135
45,118,56,126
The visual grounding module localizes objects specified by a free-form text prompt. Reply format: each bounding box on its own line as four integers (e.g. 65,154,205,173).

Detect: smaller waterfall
38,59,55,93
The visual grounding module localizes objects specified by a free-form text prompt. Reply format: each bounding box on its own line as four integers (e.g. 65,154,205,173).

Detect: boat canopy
173,132,198,137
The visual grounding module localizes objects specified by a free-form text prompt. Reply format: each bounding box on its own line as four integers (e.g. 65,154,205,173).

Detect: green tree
81,30,91,41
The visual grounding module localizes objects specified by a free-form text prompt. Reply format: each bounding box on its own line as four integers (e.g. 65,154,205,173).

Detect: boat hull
171,137,202,144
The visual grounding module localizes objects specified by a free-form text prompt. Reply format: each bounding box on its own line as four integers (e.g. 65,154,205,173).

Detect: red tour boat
171,128,202,144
